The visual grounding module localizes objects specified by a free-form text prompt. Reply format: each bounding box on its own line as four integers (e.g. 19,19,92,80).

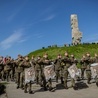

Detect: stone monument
71,14,82,45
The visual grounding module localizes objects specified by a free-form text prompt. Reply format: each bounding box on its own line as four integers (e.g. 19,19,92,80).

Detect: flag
44,65,56,81
68,64,81,79
25,67,35,83
91,63,98,78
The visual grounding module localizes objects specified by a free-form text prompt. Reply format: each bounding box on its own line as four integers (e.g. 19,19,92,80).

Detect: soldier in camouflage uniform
1,57,6,81
15,55,24,89
62,52,71,89
80,55,87,80
70,54,78,89
23,56,34,94
0,56,4,80
85,53,92,84
30,55,46,89
54,54,64,84
34,56,43,85
93,53,98,86
4,56,12,82
42,53,55,92
9,58,16,81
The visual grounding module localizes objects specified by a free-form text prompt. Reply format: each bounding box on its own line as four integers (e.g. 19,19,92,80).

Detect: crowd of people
0,52,98,94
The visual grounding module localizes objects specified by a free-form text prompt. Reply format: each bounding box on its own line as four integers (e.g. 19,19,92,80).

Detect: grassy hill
28,43,98,60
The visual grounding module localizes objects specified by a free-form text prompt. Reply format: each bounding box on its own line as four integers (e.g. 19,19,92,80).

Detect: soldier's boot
16,85,20,89
24,84,28,93
29,90,34,94
64,80,68,89
64,86,68,89
20,84,24,90
43,80,47,91
71,78,78,90
60,77,64,84
95,76,98,87
73,85,78,90
24,90,28,93
48,79,55,92
44,86,47,91
27,82,34,94
96,82,98,87
21,86,24,90
72,83,78,90
16,78,20,89
49,87,55,92
87,78,91,84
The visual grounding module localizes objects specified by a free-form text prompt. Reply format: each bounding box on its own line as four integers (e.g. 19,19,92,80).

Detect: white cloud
18,39,27,43
42,14,56,21
33,33,44,39
0,30,26,50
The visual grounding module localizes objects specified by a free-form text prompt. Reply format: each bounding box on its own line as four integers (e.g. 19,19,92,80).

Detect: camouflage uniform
93,54,98,86
30,56,36,68
34,56,43,85
0,59,4,80
80,55,87,79
70,55,78,89
9,59,15,81
42,54,55,92
54,54,64,84
4,58,12,82
85,53,92,84
23,57,33,94
15,56,24,89
1,57,6,81
62,52,71,89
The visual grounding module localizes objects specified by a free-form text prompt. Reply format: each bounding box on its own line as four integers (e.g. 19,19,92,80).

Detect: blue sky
0,0,98,58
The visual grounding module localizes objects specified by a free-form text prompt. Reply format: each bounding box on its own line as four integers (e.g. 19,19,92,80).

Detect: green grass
28,43,98,60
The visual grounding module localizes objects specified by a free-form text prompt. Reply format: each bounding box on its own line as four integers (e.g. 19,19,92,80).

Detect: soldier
15,55,24,89
42,53,55,92
93,53,98,63
4,56,12,82
0,56,4,80
93,53,98,86
9,58,16,81
62,51,71,89
1,57,6,81
23,56,34,94
80,55,87,80
14,58,19,83
70,54,78,89
34,56,43,85
54,54,64,84
85,53,92,84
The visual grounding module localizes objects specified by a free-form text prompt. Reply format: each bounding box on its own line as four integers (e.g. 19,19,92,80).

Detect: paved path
5,80,98,98
0,93,7,98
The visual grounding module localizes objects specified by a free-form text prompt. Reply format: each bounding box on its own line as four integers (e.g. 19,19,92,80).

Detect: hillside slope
28,43,98,59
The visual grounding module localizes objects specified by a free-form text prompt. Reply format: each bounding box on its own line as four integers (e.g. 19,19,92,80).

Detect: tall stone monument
71,14,82,45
